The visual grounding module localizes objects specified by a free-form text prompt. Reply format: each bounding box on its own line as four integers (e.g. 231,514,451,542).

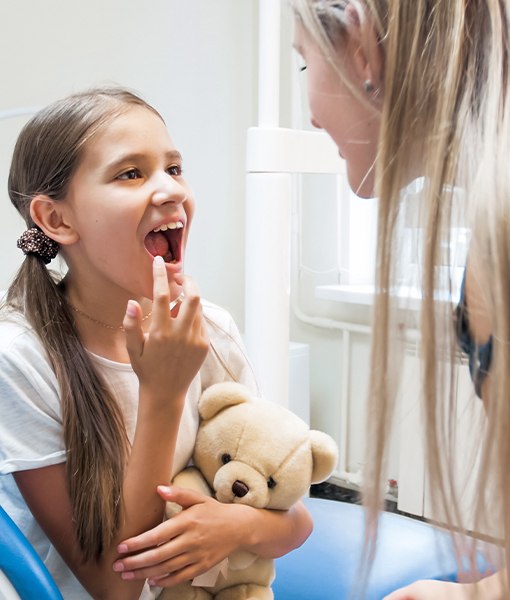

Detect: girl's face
293,21,381,198
62,105,194,301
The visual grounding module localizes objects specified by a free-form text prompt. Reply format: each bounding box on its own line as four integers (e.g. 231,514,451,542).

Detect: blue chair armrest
0,506,63,600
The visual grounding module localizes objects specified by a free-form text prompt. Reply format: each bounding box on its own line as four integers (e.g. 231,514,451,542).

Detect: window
313,177,468,307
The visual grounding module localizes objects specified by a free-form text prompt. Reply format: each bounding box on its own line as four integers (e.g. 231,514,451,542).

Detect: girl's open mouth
144,221,184,263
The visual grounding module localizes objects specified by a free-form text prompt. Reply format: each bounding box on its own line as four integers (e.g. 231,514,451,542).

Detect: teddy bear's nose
232,480,249,497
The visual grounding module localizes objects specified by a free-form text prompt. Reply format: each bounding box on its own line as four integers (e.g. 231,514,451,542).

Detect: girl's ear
344,3,384,94
29,195,79,246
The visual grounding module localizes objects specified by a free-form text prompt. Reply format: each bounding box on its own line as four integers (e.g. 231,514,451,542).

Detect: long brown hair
291,0,510,593
6,87,163,560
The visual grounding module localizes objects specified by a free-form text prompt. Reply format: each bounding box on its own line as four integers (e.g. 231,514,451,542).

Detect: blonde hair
291,0,510,593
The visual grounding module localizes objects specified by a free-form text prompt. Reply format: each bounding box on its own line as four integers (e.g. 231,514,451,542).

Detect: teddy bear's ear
199,381,252,420
309,430,339,484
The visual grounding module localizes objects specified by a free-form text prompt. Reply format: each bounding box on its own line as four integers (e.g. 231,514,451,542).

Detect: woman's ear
344,3,384,95
29,195,79,246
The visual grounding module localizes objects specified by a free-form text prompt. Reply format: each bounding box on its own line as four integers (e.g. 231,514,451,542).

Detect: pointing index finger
152,255,172,320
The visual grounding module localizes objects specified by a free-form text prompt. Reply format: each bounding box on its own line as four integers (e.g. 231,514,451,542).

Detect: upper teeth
153,221,184,232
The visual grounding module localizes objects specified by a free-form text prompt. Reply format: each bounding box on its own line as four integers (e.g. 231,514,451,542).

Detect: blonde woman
291,1,509,598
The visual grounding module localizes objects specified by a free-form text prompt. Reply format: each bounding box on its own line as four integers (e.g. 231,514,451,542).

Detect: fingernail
157,485,172,494
154,255,165,266
113,561,124,572
117,543,128,553
126,300,137,318
148,579,157,586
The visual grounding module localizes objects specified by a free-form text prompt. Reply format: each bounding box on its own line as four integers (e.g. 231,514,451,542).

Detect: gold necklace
70,304,152,331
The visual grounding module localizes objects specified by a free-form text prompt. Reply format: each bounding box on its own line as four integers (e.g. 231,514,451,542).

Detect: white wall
0,0,257,327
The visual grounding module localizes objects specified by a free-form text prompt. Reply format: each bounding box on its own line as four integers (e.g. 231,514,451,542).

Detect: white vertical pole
258,0,280,127
245,0,290,405
245,173,291,406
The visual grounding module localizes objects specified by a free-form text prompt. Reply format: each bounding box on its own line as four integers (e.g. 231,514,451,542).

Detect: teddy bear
159,381,338,600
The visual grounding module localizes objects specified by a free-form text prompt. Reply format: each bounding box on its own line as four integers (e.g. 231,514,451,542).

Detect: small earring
364,80,375,93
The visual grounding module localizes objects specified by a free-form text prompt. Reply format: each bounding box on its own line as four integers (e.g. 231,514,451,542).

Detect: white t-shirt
0,300,258,599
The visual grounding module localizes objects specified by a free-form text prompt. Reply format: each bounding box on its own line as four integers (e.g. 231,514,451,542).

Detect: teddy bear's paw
214,584,273,600
157,582,213,600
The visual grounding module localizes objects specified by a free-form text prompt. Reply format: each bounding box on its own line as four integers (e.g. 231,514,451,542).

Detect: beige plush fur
159,382,338,600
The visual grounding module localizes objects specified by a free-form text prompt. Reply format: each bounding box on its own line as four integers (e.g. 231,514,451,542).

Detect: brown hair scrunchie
17,227,59,264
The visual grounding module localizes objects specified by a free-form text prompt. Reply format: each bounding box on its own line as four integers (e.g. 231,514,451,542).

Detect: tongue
145,231,170,257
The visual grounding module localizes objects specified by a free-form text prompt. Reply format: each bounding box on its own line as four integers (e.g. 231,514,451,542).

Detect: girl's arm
14,261,209,600
110,485,313,587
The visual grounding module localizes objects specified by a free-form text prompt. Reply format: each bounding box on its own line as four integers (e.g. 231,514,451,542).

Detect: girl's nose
151,175,187,205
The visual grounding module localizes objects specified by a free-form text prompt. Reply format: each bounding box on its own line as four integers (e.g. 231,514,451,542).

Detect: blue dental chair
0,506,63,600
272,497,491,600
0,499,491,600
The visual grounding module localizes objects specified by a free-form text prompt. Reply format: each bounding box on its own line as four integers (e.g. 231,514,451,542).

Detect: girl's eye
118,169,141,180
167,164,183,177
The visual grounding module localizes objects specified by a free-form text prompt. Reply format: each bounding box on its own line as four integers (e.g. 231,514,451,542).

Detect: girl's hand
113,485,249,586
123,257,209,402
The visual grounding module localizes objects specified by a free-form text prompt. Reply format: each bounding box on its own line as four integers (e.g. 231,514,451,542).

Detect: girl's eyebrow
104,149,183,172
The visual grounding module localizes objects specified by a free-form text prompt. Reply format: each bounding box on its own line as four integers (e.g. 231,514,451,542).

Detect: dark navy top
455,270,492,398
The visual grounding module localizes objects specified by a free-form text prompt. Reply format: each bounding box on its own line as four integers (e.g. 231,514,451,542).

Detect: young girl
290,1,509,598
0,87,312,599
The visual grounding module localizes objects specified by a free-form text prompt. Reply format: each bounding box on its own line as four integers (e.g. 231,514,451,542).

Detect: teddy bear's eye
221,453,232,464
267,477,277,489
